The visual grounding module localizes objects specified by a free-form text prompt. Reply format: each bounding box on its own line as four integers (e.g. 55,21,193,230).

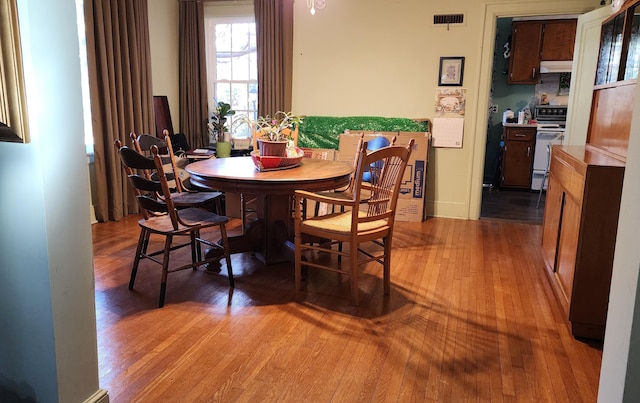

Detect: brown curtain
85,0,155,222
179,1,209,149
254,0,294,117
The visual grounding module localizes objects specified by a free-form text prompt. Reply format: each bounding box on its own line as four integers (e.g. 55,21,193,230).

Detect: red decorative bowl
251,147,304,171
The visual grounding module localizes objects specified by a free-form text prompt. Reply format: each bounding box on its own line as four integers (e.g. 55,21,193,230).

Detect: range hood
539,60,573,74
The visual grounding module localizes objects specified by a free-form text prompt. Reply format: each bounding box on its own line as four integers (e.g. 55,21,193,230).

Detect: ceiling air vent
433,14,465,29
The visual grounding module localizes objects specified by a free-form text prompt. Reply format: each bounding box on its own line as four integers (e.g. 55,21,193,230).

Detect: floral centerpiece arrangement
252,111,303,142
241,111,303,157
208,101,236,143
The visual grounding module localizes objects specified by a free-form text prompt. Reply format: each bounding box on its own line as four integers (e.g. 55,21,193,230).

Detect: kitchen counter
502,122,537,127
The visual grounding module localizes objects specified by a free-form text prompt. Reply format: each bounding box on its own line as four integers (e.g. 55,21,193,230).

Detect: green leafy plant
209,101,236,142
251,111,303,142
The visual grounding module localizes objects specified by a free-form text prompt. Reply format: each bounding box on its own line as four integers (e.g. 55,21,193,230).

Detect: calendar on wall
432,88,465,148
432,117,464,148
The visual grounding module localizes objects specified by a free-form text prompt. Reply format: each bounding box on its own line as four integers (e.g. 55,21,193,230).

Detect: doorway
479,17,548,223
471,3,598,222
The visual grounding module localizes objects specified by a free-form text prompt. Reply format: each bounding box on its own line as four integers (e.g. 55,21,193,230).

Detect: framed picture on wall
438,56,465,86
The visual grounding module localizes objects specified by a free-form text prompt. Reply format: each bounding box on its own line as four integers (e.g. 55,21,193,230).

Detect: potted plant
208,101,236,157
250,111,303,156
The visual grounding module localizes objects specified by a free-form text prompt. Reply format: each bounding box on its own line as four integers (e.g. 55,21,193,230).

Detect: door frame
469,1,604,219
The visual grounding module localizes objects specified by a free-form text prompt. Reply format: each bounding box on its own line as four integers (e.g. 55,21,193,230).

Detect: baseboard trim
84,389,109,403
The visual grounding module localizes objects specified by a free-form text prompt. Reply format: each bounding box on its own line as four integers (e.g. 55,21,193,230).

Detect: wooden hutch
541,0,637,340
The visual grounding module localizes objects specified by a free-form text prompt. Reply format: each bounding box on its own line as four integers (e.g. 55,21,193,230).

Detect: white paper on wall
432,117,464,148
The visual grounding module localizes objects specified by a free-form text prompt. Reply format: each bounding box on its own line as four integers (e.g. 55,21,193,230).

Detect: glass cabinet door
624,6,640,80
595,13,625,85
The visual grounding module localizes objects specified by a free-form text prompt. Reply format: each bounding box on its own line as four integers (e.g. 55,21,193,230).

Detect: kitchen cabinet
500,125,535,188
541,20,578,61
508,19,577,84
541,146,625,340
508,22,543,84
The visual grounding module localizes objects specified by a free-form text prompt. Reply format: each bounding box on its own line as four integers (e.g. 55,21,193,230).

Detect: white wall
148,0,180,132
564,6,611,147
598,63,640,403
0,0,102,401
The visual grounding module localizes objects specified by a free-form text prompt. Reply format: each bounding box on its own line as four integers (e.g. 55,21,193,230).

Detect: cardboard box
300,147,337,161
338,131,430,222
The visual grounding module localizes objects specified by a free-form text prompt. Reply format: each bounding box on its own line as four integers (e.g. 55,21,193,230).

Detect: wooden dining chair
114,140,234,308
301,133,395,253
130,131,223,214
311,134,396,217
294,138,415,304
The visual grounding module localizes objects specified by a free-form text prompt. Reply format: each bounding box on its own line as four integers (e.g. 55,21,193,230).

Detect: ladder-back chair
131,131,223,213
115,140,234,307
294,138,415,304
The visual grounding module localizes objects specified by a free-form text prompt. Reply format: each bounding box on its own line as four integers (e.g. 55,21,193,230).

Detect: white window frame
204,3,257,139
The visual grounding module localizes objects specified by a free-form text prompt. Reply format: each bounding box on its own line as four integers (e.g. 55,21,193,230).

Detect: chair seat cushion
178,207,228,226
312,187,371,202
140,207,228,234
301,210,388,236
171,191,223,207
312,189,354,201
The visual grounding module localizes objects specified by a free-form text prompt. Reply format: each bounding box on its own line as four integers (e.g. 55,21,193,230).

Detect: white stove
534,105,568,123
532,106,567,191
537,123,565,131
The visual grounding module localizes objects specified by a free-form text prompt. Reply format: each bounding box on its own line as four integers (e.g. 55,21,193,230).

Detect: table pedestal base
206,193,295,266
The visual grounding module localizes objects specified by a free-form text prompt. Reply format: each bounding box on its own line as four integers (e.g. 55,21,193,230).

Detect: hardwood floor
93,214,602,402
481,187,546,223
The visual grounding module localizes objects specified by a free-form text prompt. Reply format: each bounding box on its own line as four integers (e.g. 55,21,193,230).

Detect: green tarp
298,116,429,149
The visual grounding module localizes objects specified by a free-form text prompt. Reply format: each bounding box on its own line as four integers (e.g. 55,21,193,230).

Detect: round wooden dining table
186,156,352,264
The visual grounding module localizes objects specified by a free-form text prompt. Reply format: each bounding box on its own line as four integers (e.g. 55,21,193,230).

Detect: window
76,0,94,154
204,13,257,139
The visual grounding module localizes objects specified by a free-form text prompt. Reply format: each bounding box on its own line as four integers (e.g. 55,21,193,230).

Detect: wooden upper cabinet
508,19,577,84
508,22,543,84
541,20,577,61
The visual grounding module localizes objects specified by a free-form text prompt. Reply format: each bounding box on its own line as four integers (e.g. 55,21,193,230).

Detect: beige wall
148,0,602,219
148,0,180,131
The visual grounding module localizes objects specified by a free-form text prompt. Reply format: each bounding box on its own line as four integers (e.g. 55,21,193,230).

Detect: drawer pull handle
515,133,527,137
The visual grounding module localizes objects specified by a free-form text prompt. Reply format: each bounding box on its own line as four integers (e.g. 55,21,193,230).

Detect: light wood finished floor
93,214,602,402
